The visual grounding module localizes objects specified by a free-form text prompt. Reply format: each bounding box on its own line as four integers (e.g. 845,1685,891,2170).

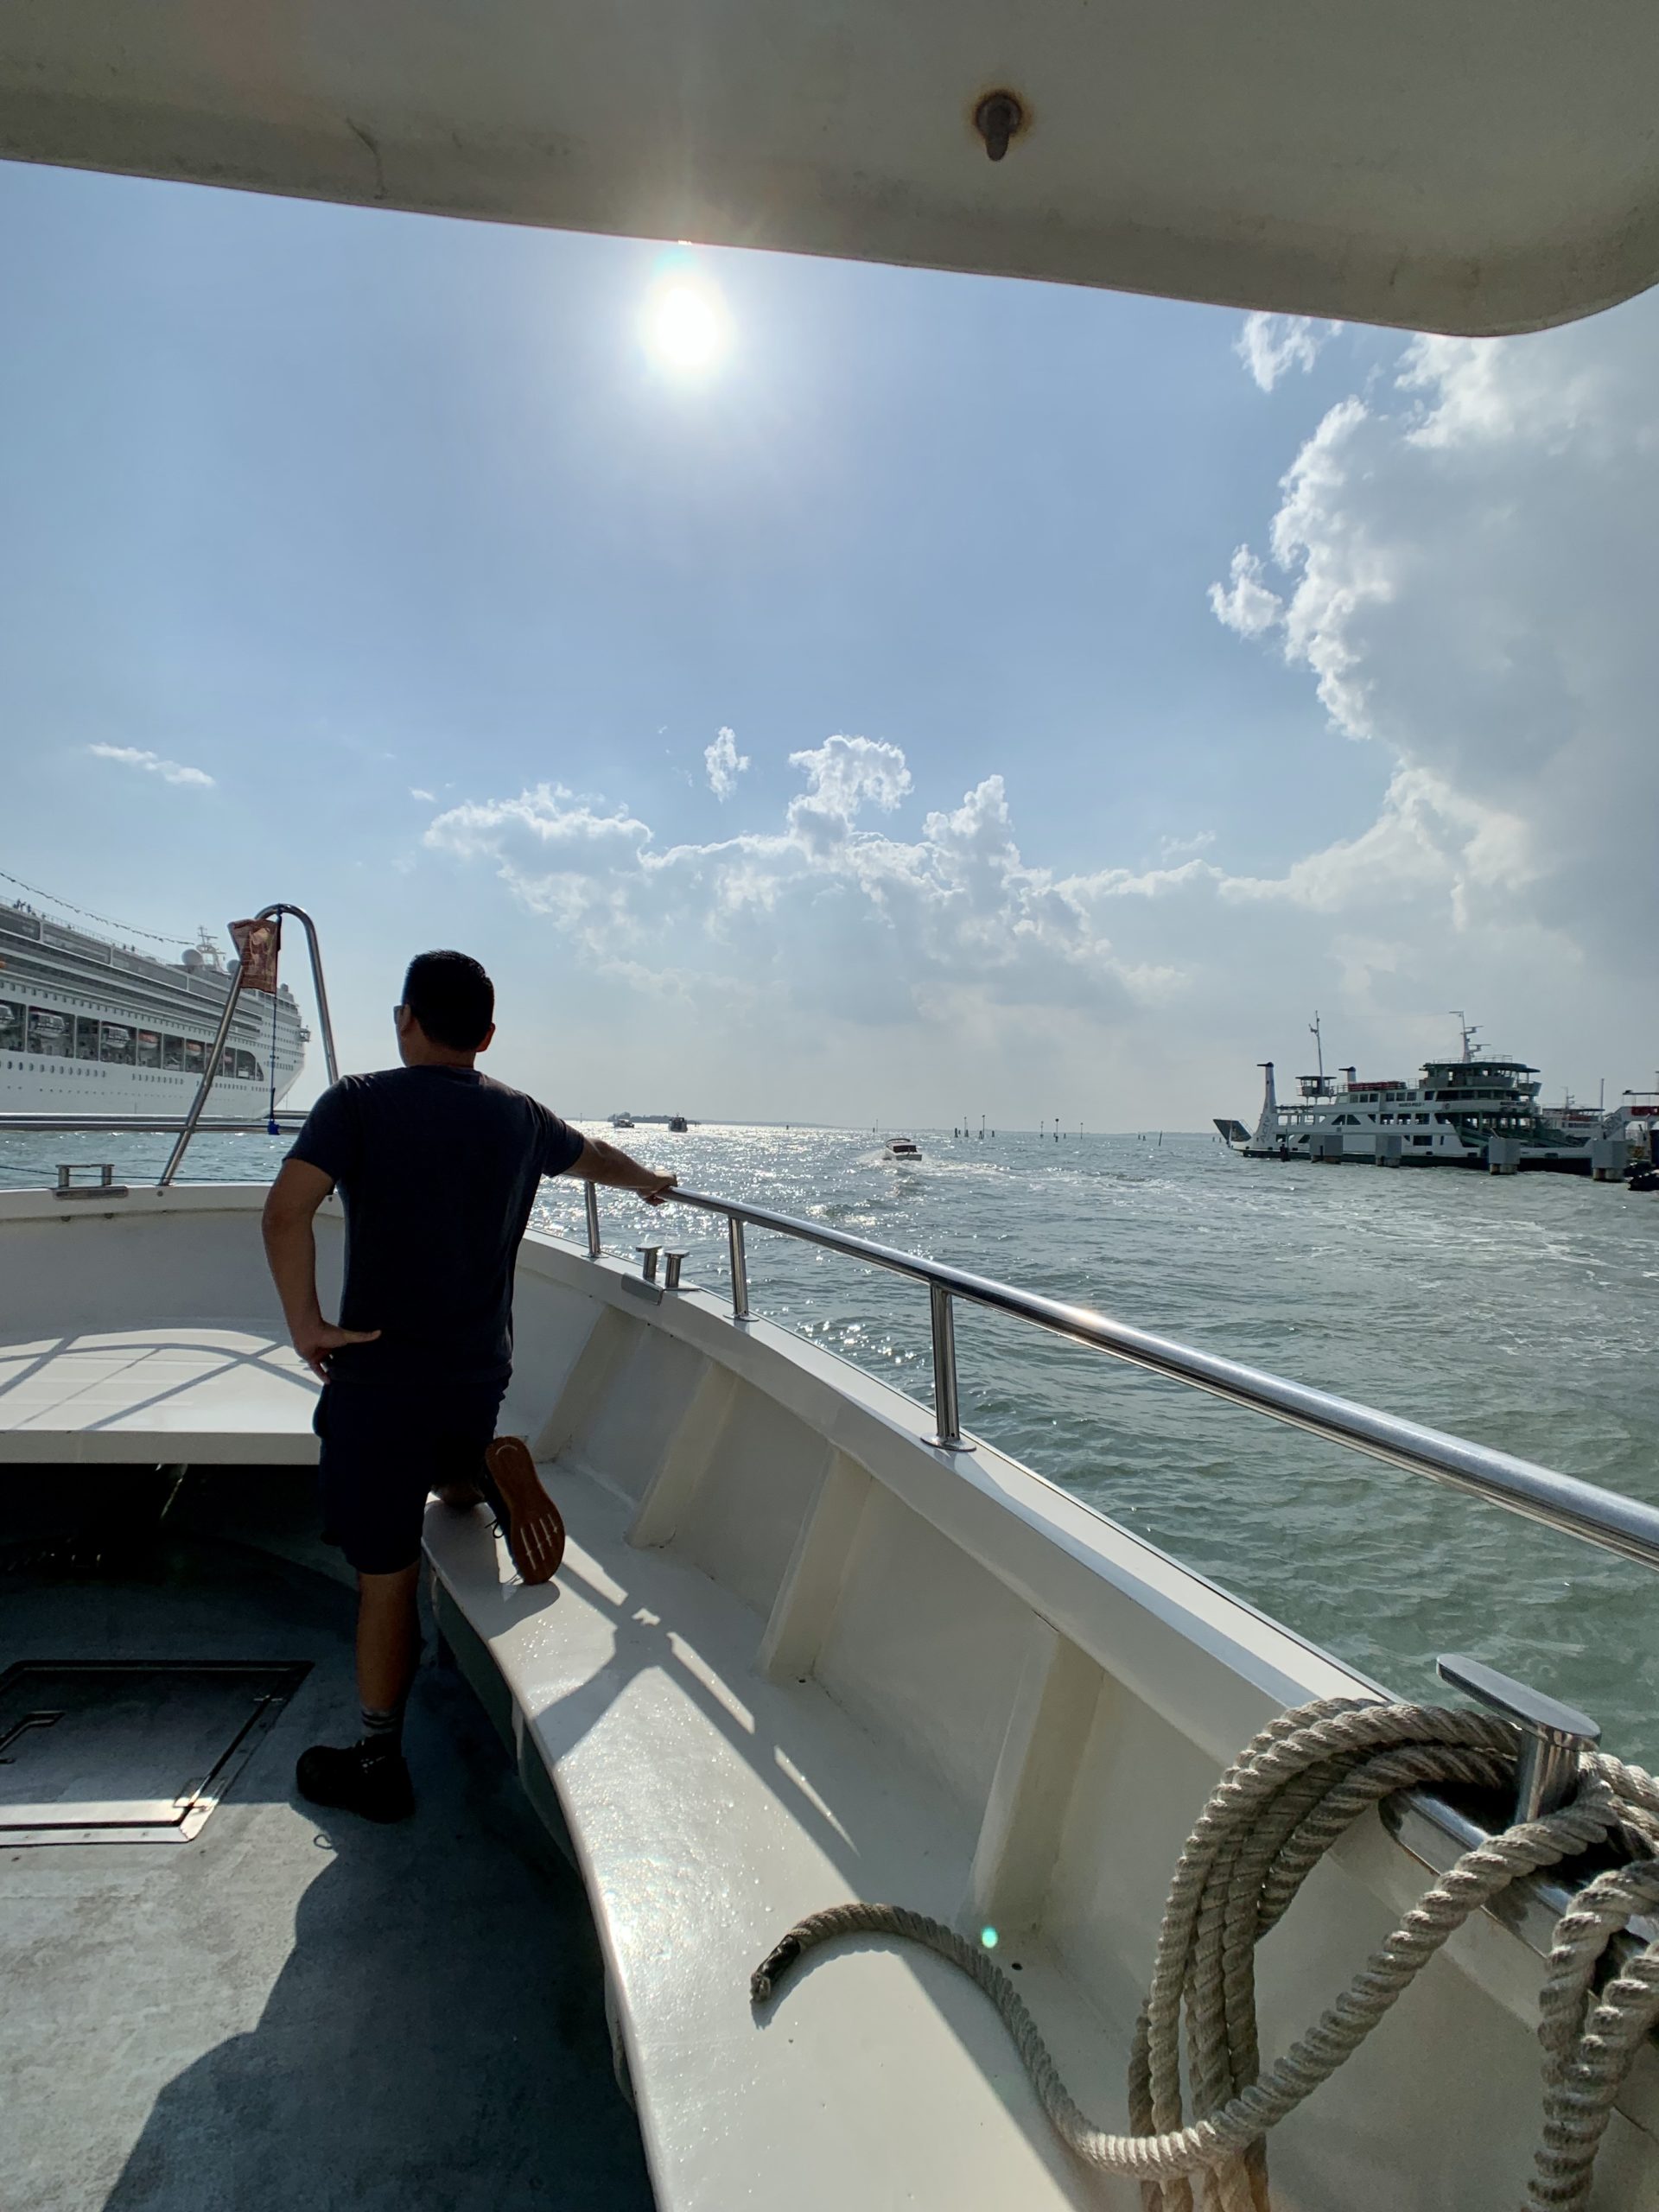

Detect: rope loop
749,1695,1659,2210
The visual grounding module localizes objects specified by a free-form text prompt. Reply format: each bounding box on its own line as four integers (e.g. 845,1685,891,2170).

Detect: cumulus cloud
1213,303,1659,960
702,727,750,801
1208,548,1283,638
410,785,435,802
423,736,1170,1032
419,301,1659,1113
88,744,214,789
1236,314,1341,392
1185,289,1659,1111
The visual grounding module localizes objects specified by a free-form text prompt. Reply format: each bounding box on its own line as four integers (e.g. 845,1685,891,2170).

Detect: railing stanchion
927,1282,970,1450
158,968,249,1188
584,1180,601,1258
282,902,339,1086
728,1217,750,1321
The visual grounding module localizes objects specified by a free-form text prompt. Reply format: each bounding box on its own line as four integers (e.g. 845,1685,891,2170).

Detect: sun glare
646,279,726,372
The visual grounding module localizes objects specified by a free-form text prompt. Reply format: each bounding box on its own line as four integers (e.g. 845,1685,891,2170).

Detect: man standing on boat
261,949,675,1821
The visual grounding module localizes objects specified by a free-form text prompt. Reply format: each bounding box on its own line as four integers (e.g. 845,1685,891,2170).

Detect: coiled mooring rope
748,1696,1659,2212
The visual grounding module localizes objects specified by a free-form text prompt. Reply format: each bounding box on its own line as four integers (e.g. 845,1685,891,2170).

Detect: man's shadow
103,1661,654,2212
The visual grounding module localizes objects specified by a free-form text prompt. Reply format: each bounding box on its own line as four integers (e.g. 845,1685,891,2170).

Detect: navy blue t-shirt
289,1066,584,1384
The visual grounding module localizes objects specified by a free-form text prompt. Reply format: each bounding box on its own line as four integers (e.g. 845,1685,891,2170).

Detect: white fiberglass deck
429,1472,1130,2208
0,1323,317,1462
3,1181,1658,2210
0,1187,331,1465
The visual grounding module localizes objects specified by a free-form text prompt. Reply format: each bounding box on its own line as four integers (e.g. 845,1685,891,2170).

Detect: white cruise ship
0,895,306,1117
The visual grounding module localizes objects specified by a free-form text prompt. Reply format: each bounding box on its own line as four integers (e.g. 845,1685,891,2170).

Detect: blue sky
3,159,1654,1123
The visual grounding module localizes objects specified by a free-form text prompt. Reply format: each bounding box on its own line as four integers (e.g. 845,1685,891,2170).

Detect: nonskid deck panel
0,1494,652,2212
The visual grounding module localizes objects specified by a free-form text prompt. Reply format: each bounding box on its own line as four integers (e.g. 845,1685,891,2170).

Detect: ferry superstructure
1219,1019,1622,1170
0,897,306,1118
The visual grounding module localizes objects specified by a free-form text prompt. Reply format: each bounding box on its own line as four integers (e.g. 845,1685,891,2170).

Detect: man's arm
570,1135,677,1206
261,1159,382,1381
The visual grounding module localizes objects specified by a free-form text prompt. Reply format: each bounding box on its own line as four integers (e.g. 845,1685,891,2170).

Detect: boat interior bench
423,1460,1130,2212
0,1322,322,1464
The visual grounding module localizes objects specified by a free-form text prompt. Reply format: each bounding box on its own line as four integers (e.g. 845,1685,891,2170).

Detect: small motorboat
884,1136,921,1160
668,1115,688,1133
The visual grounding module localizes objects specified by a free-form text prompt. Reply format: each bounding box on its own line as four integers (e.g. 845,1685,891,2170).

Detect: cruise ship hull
1,900,305,1122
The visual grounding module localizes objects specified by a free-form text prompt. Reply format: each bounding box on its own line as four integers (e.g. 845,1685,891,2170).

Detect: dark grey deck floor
0,1471,655,2212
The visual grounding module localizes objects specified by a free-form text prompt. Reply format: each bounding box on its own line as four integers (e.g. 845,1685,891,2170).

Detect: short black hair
402,950,495,1051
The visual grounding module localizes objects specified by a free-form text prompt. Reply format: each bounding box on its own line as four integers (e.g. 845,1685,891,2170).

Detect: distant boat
884,1135,921,1160
668,1114,688,1133
610,1113,635,1129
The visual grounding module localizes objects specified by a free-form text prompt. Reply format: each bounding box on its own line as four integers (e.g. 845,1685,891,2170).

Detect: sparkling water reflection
7,1122,1656,1761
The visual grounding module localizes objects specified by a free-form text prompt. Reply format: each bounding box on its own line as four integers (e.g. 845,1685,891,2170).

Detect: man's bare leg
357,1562,423,1717
295,1562,421,1821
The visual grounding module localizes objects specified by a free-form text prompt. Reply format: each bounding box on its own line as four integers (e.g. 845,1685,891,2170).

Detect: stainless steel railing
0,1115,308,1133
584,1181,1659,1577
0,1109,1653,1578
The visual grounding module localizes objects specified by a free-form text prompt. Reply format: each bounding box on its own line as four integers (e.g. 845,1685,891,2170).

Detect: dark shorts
314,1376,507,1575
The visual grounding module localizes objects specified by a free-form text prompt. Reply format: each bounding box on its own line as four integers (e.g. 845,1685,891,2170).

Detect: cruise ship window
219,1047,235,1077
29,1007,71,1056
233,1047,257,1080
136,1030,161,1068
183,1039,204,1073
162,1036,183,1070
100,1023,134,1065
74,1017,99,1060
0,999,21,1048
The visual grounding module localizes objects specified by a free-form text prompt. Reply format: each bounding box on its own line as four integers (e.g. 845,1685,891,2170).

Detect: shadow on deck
0,1471,654,2212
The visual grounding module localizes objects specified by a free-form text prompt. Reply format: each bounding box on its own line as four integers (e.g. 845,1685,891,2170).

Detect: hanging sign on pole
228,916,281,995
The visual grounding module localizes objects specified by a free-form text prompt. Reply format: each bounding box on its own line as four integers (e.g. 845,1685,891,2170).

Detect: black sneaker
296,1739,415,1823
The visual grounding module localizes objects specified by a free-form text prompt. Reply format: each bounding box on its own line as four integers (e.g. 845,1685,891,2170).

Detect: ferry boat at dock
0,896,306,1120
1217,1020,1629,1173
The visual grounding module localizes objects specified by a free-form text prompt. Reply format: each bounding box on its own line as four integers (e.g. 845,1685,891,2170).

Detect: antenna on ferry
1450,1010,1478,1063
1309,1011,1324,1085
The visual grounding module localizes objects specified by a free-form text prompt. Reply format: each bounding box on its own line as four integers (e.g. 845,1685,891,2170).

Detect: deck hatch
0,1660,309,1845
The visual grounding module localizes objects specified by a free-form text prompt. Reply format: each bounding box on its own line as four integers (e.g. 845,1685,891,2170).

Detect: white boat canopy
2,2,1657,334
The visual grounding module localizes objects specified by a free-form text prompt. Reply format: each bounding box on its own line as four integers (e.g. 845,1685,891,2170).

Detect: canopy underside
3,3,1658,334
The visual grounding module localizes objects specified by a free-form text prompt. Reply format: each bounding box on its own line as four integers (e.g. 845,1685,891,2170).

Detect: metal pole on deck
282,903,340,1086
926,1282,969,1450
728,1217,750,1321
158,969,250,1187
584,1181,601,1258
157,900,340,1188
